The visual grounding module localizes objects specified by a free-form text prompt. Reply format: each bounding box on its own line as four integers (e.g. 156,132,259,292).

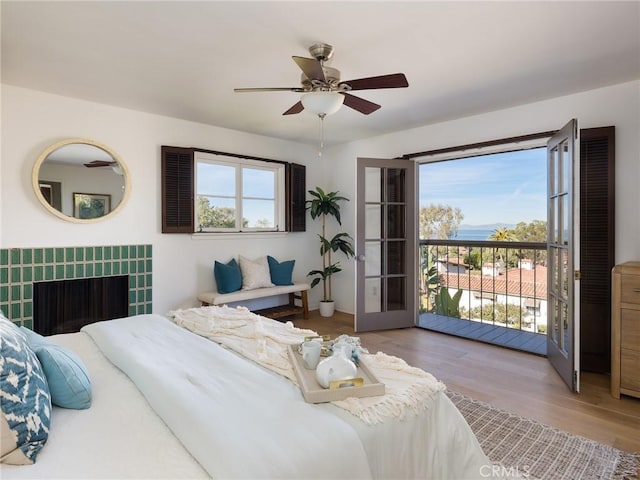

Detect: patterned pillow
0,316,51,464
238,255,275,290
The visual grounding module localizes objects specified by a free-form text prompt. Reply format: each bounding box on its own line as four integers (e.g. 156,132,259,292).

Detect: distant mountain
459,223,516,231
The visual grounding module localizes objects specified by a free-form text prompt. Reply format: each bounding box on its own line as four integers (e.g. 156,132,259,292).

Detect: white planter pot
318,301,335,318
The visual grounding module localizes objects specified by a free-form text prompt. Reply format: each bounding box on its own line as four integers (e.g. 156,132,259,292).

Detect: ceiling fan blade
84,160,115,168
283,101,304,115
234,87,304,93
341,93,381,115
340,73,408,91
292,56,326,82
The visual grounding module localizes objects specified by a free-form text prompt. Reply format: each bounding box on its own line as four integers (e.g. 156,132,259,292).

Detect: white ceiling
46,143,115,166
2,1,639,146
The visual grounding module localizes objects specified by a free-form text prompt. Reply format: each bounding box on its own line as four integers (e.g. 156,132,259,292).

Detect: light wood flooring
294,311,640,455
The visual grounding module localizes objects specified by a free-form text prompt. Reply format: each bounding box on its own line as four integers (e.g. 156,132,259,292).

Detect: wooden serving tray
288,345,385,403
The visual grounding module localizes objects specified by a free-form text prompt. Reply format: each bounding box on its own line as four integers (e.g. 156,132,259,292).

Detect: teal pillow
267,256,295,286
214,258,242,294
1,317,51,464
19,326,48,348
20,327,92,410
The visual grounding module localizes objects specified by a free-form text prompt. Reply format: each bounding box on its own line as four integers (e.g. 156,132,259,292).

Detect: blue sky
419,147,547,226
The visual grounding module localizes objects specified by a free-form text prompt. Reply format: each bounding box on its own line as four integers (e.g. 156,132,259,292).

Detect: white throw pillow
239,255,275,290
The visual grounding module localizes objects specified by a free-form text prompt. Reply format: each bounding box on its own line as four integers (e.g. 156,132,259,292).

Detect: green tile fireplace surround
0,244,152,329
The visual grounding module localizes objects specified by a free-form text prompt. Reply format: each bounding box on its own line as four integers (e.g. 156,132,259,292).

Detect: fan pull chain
318,113,326,157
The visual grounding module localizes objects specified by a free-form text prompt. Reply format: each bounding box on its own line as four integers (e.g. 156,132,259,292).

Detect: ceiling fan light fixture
301,91,344,116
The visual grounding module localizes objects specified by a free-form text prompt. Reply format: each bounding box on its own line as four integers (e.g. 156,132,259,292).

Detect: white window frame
194,151,285,233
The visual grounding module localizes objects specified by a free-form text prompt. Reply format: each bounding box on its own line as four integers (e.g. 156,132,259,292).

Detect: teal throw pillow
0,317,51,464
20,327,92,410
19,326,49,348
267,256,295,286
214,258,243,294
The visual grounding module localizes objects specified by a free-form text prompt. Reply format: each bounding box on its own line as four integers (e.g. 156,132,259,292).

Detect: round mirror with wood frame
32,138,131,223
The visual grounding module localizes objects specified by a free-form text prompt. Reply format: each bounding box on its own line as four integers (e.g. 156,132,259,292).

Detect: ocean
455,229,494,241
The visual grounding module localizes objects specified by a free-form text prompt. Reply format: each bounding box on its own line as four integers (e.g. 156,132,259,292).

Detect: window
524,298,541,315
161,146,305,234
195,152,285,232
474,291,496,302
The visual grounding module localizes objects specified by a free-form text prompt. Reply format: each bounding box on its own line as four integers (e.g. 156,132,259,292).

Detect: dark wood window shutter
579,126,615,373
286,163,306,232
162,146,194,233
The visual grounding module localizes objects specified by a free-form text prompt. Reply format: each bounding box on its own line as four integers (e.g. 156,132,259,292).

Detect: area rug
447,391,639,480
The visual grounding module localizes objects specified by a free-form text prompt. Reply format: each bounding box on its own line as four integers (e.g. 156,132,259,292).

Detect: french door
547,119,580,392
355,158,416,332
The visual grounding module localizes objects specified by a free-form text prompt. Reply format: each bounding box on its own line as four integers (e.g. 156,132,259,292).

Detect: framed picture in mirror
73,192,111,219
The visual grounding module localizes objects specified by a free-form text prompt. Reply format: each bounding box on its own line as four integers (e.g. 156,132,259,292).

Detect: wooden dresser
611,261,640,399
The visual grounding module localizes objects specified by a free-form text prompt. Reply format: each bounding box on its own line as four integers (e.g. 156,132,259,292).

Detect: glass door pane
364,168,384,314
356,159,416,331
547,119,579,392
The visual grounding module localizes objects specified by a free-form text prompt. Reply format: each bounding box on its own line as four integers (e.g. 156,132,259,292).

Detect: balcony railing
419,239,547,335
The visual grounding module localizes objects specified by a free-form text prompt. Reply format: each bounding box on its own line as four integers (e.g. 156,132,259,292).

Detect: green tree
461,303,530,328
508,220,547,265
463,248,483,270
464,221,547,270
509,220,547,242
489,226,516,241
197,196,248,229
487,226,518,267
255,218,272,228
419,204,464,239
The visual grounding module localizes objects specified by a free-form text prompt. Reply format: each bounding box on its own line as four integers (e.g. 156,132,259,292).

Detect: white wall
324,80,640,314
1,85,328,314
3,81,638,318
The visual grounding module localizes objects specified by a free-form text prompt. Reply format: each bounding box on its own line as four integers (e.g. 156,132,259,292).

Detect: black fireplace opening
33,275,129,335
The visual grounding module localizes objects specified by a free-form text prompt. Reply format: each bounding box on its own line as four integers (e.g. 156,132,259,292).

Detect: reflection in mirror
32,139,130,223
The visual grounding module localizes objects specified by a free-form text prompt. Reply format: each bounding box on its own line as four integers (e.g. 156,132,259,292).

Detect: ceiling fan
234,43,409,116
84,160,123,175
84,160,117,168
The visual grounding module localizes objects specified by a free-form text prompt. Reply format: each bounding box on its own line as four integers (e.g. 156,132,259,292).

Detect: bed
1,308,501,480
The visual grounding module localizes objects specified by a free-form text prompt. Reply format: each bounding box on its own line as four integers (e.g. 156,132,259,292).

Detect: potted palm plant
306,187,355,317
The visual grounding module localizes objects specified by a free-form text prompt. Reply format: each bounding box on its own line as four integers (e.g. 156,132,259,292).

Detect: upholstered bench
198,283,310,320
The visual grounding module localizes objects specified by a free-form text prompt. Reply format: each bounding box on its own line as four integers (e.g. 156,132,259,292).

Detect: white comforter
2,314,498,479
83,315,373,479
170,305,448,425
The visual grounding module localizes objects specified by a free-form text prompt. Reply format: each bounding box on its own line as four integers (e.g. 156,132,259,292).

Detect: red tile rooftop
439,266,547,299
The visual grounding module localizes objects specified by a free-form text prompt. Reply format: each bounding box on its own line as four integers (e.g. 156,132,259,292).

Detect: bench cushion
198,283,310,306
